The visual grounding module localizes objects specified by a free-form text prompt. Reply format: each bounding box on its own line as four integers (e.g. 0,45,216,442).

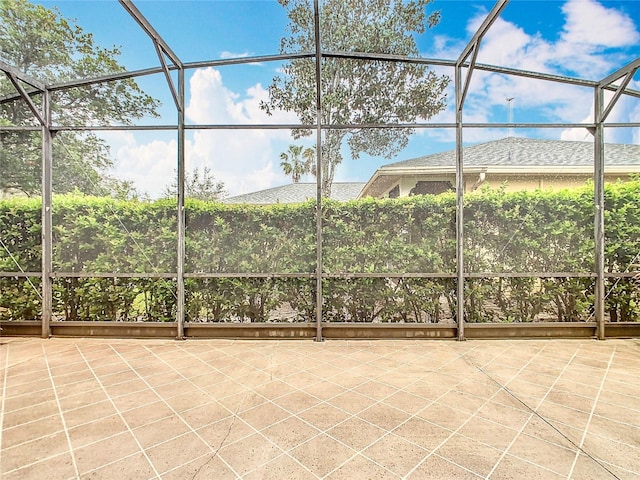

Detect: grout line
567,346,618,480
483,347,580,479
322,343,515,478
76,344,162,479
472,349,621,480
403,343,553,479
110,343,243,479
42,343,80,479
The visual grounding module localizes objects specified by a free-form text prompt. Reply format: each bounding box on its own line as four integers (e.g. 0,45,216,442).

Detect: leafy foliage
0,0,159,196
261,0,450,196
163,166,227,201
1,181,640,323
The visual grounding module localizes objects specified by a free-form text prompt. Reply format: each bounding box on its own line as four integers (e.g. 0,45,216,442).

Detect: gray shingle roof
223,182,365,204
382,137,640,170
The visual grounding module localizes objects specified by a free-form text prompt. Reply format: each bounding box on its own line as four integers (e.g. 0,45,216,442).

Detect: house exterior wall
383,172,636,198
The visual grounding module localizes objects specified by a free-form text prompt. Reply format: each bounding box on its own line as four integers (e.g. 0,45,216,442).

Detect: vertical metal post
594,87,605,340
41,89,53,338
176,68,186,339
455,66,465,341
313,0,323,341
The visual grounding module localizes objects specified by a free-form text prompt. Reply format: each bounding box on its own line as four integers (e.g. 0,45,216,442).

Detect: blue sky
35,0,640,197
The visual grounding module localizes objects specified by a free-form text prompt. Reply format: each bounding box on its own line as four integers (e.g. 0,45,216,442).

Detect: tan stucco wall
386,173,636,197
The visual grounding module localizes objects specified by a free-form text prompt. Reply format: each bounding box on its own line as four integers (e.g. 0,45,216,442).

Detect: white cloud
107,68,301,198
424,0,639,145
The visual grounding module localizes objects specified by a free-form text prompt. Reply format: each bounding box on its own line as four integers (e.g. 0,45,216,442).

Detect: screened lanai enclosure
1,0,639,340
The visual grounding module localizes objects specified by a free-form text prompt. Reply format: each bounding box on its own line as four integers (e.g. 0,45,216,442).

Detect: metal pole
455,66,465,341
313,0,323,342
594,87,605,340
41,90,53,338
176,68,186,339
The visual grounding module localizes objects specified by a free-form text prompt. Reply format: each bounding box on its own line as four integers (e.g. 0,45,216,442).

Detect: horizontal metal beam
0,271,613,279
2,52,639,106
1,321,638,340
0,60,45,90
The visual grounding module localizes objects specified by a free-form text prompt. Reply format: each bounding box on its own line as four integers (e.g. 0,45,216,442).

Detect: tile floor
0,337,638,479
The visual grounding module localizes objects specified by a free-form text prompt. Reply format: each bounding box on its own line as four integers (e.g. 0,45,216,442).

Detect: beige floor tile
507,432,578,476
382,389,432,415
1,414,65,449
417,401,468,431
392,416,452,450
326,417,386,451
1,431,71,474
218,432,285,476
120,400,175,429
405,454,484,479
196,415,255,447
2,452,77,480
2,401,60,429
74,431,141,474
301,380,346,400
63,400,118,429
3,389,56,413
238,402,291,431
581,435,640,474
79,452,157,480
145,431,212,474
273,390,321,414
56,387,109,412
458,416,519,450
290,433,357,478
436,435,503,477
67,414,129,449
131,414,191,449
297,403,351,432
179,400,233,430
261,416,322,451
326,453,399,479
326,390,374,415
357,403,412,432
568,453,630,480
490,454,565,479
243,453,317,480
161,454,238,480
362,432,429,477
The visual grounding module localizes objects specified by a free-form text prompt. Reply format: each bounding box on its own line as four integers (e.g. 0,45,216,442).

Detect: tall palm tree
302,145,317,178
280,144,308,183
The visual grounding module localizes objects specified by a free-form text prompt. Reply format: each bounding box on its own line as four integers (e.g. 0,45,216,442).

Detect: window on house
409,181,454,196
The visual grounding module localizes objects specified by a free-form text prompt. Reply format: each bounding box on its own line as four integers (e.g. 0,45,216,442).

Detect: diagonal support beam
6,73,46,127
119,0,183,69
598,58,640,123
0,60,45,91
456,0,509,110
154,42,182,112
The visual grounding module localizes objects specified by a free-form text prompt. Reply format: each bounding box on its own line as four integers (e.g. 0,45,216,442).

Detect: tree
163,166,227,201
280,144,315,183
261,0,450,197
0,0,159,197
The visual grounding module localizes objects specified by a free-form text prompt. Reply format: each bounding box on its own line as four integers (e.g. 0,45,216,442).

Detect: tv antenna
506,97,515,138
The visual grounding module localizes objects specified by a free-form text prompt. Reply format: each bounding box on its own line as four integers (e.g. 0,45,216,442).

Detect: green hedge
1,181,639,323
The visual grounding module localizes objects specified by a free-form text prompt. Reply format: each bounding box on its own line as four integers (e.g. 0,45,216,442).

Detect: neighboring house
224,138,640,204
359,137,640,199
224,182,365,205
